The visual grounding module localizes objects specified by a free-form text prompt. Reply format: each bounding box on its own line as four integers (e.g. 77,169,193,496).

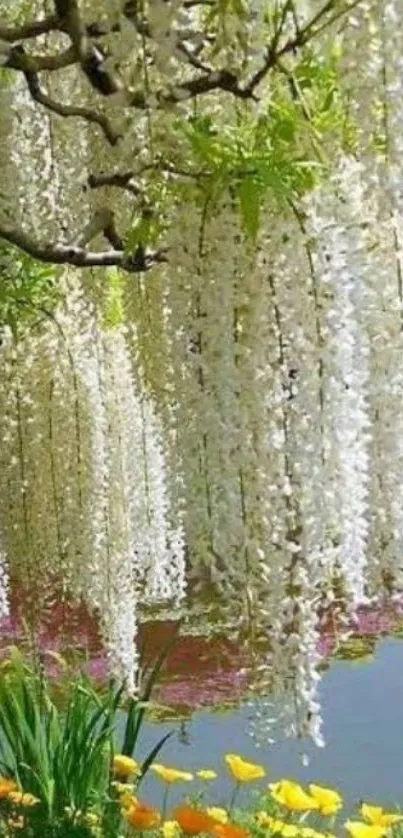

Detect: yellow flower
255,811,272,828
119,791,138,810
111,781,137,810
301,830,317,838
207,808,228,824
112,782,135,793
162,820,181,838
309,784,343,816
84,813,101,827
197,770,218,781
8,791,40,807
282,826,299,837
224,754,266,783
361,805,403,827
151,764,194,783
345,821,387,838
113,754,141,779
254,815,284,833
269,820,285,834
269,780,319,812
7,815,25,830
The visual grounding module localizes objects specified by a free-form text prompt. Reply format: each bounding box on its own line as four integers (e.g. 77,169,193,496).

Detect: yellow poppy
8,791,40,806
255,811,272,828
309,784,343,816
345,821,387,838
361,805,403,827
269,780,319,812
113,754,141,779
197,770,218,781
224,754,266,783
267,819,284,834
282,826,299,837
120,791,138,809
162,820,181,838
84,813,100,827
112,781,137,809
112,782,135,794
151,764,194,783
207,808,229,824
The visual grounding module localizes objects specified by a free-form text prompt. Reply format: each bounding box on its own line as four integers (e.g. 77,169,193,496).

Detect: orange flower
172,805,216,835
0,778,18,798
211,824,250,838
125,800,161,830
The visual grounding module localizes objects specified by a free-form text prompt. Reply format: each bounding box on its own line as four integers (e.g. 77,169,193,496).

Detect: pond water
132,636,403,814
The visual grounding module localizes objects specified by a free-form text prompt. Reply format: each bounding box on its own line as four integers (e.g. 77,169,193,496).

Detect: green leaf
137,730,175,787
238,177,261,240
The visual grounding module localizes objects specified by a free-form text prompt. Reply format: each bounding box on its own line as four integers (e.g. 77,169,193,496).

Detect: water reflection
1,589,403,760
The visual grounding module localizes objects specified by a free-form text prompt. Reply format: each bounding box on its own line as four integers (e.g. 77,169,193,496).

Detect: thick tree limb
4,44,76,73
0,220,167,273
53,0,123,95
23,68,120,146
0,15,58,42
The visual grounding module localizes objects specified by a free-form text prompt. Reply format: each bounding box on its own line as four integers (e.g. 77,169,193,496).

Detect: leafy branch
0,0,364,273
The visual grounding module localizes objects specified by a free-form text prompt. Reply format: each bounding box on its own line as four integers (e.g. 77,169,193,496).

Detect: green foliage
102,270,125,329
0,649,113,821
122,624,182,785
0,642,176,838
0,246,60,339
172,47,355,241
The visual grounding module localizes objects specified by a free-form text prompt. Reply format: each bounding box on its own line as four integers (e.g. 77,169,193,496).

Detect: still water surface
130,637,403,813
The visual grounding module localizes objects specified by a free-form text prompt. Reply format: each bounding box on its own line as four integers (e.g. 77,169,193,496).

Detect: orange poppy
211,824,250,838
0,779,18,798
125,800,161,830
172,805,216,835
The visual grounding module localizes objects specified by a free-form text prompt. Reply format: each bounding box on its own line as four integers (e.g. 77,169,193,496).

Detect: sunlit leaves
103,270,125,330
0,245,59,338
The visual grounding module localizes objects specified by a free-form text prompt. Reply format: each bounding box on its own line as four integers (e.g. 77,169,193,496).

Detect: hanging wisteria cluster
1,0,403,744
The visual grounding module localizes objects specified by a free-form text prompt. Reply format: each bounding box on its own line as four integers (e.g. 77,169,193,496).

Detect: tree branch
128,68,252,108
4,44,76,73
243,0,353,96
54,0,123,95
0,219,167,273
88,161,208,188
23,68,121,146
0,15,58,42
88,172,142,195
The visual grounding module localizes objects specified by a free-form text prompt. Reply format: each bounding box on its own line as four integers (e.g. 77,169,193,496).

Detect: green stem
162,784,170,820
228,782,241,815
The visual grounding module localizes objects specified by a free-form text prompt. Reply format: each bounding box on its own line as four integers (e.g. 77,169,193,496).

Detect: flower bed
0,651,401,838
